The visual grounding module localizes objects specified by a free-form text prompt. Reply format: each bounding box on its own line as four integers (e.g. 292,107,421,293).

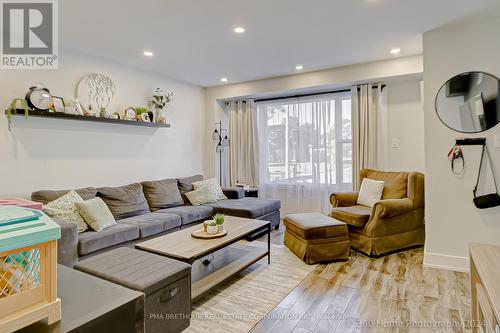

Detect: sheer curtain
256,93,352,216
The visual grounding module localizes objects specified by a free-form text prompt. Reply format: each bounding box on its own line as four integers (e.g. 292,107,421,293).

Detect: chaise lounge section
32,175,280,267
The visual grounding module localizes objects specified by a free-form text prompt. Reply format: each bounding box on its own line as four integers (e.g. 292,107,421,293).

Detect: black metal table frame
182,221,271,265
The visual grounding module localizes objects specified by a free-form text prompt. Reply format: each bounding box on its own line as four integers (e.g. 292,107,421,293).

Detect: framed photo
124,107,137,121
51,96,65,113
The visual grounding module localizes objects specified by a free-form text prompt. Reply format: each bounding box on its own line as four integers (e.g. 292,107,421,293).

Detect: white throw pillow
357,178,385,207
185,187,218,206
43,190,88,233
192,177,227,201
75,198,116,232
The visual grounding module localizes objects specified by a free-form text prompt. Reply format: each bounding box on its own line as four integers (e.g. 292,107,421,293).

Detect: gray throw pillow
177,175,203,204
76,198,116,232
97,183,150,220
141,179,184,211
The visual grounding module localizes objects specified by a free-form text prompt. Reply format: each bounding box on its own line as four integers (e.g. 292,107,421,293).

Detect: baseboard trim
423,251,469,273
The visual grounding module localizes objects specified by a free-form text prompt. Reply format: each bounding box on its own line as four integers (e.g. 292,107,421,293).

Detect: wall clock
25,86,51,111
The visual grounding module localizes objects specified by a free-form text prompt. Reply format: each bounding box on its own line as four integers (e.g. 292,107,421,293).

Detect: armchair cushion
361,169,408,199
373,198,414,219
357,178,384,207
331,205,371,227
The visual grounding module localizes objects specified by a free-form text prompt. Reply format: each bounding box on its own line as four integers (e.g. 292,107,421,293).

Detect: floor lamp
212,120,230,185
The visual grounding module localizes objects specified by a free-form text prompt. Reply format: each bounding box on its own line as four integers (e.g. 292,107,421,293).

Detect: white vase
155,108,167,124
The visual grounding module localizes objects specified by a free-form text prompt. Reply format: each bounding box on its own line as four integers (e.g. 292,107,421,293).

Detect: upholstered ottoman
75,247,191,333
283,213,349,264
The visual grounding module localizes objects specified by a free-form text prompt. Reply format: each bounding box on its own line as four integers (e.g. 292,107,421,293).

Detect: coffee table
136,216,271,300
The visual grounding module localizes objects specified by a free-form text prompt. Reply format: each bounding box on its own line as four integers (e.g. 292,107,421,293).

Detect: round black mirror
435,71,500,133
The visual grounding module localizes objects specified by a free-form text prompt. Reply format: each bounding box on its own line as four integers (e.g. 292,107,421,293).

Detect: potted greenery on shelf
5,98,30,131
148,88,173,124
134,107,150,122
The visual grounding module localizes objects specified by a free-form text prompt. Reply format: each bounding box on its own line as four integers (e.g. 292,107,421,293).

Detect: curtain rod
254,84,386,103
226,100,247,105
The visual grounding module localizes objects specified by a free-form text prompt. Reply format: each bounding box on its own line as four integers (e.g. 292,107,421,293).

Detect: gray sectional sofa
32,175,281,267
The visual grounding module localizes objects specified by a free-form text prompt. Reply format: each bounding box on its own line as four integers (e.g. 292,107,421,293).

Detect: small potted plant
206,221,218,235
213,214,225,233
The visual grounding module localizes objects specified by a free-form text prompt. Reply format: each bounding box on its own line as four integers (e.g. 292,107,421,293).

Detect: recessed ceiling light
234,27,245,34
143,50,154,57
220,77,228,82
390,48,401,55
295,64,304,70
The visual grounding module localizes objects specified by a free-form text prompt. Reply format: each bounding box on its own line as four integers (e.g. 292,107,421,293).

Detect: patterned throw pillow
185,187,218,206
43,190,88,233
192,177,227,201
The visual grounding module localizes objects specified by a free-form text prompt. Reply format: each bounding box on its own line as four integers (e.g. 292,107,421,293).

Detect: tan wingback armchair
330,169,425,256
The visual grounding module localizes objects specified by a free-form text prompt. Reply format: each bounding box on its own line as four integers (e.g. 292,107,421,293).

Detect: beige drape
228,100,258,186
352,83,382,190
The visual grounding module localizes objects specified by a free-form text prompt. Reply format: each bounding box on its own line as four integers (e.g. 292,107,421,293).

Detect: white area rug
185,241,317,333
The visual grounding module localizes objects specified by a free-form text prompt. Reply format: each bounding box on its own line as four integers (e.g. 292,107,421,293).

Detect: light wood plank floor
253,223,470,333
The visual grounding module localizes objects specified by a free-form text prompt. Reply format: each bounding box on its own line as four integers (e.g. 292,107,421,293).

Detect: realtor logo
1,0,58,69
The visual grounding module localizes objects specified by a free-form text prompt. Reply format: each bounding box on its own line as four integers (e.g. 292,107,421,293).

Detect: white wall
423,10,500,272
0,50,205,197
380,79,425,172
204,55,425,178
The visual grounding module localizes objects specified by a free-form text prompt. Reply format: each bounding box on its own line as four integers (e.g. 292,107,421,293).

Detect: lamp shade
212,129,219,141
221,135,230,146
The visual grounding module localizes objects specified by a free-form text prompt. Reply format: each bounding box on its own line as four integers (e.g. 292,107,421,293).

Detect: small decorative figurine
124,107,136,121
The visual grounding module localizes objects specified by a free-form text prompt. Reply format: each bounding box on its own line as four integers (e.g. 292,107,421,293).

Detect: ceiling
61,0,499,87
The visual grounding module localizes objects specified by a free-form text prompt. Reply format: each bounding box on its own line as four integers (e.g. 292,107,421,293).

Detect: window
257,92,352,189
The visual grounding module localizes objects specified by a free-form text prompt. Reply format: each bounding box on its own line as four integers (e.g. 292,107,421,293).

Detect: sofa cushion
204,198,281,219
78,223,139,256
177,175,203,204
155,205,213,225
32,187,97,205
283,213,348,239
97,183,150,220
141,179,184,211
118,212,181,238
361,169,408,199
331,205,372,227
